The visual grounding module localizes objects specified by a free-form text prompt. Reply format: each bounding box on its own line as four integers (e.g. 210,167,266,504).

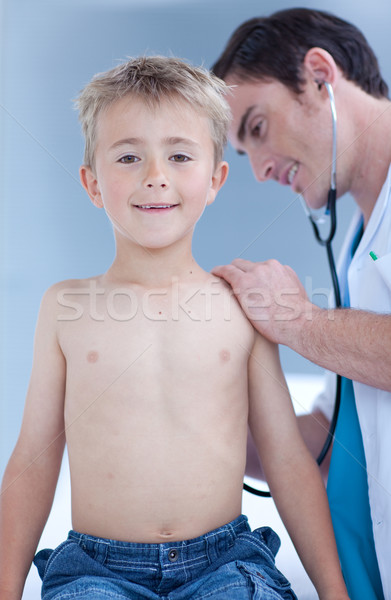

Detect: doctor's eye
118,155,140,164
170,154,190,162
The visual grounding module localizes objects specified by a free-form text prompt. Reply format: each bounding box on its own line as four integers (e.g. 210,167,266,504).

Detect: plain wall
1,0,390,473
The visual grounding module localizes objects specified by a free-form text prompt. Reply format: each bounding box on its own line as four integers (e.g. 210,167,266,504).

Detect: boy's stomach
66,417,247,543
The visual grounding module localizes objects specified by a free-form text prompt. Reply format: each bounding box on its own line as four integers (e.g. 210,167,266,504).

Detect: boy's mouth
134,204,179,212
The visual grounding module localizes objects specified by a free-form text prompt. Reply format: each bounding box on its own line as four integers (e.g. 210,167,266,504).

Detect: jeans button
168,549,178,562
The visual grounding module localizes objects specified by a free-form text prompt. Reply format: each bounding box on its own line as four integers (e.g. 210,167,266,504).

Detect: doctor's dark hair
75,56,231,170
212,8,388,99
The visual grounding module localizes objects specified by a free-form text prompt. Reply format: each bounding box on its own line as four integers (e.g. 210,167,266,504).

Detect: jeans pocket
236,562,297,600
34,548,53,580
34,540,74,581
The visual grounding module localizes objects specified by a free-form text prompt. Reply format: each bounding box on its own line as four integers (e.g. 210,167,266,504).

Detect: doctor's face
226,76,336,210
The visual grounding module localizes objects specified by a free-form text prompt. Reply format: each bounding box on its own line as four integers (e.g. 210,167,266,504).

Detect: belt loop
78,533,88,552
94,540,109,564
77,533,109,565
227,520,237,548
206,525,229,563
205,532,217,565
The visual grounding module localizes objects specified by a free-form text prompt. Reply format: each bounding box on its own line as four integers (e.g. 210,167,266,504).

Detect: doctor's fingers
212,266,267,300
230,258,255,271
212,260,274,289
212,259,299,290
247,260,302,285
231,257,295,275
211,263,245,288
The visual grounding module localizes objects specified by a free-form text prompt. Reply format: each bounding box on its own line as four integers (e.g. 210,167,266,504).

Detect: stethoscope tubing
244,82,341,497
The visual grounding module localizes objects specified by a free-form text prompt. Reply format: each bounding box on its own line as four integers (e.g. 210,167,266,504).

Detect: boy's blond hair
75,56,231,170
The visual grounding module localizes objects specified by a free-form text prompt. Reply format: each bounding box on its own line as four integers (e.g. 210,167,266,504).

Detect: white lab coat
314,164,391,598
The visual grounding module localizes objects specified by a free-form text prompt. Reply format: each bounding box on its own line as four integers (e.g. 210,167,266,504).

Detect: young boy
0,56,349,600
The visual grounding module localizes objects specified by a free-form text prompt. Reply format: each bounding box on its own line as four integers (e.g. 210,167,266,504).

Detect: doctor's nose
250,153,276,183
143,159,169,189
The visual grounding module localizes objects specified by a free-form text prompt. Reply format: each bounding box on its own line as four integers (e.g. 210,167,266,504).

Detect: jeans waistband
68,514,250,568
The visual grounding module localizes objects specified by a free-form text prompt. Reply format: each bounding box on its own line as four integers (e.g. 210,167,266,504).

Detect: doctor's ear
79,165,103,208
303,47,341,90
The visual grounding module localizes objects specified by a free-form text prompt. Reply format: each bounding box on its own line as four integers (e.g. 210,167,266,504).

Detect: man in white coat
212,8,391,600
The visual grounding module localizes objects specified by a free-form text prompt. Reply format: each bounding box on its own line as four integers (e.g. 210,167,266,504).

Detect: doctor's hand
212,258,318,346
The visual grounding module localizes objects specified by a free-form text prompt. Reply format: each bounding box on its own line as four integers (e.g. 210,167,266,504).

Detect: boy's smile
80,95,228,253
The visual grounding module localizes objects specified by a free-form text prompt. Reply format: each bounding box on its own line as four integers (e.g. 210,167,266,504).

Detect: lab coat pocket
349,252,391,311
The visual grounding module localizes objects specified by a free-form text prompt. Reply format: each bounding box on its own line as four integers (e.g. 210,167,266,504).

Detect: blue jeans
34,515,297,599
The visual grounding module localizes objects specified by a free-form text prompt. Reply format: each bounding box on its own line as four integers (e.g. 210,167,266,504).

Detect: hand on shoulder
212,258,316,345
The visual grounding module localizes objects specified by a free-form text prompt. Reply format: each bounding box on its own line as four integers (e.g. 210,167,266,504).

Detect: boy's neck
104,236,206,288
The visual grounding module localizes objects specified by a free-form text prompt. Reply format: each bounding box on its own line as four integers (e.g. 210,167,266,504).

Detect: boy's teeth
140,205,172,209
287,163,298,184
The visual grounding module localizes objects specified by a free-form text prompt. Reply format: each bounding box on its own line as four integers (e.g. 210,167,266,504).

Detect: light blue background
1,0,390,473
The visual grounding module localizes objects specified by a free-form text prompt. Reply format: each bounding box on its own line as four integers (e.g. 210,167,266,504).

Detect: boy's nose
144,159,169,189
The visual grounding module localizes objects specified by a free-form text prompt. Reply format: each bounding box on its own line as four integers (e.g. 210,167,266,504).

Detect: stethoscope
244,81,342,497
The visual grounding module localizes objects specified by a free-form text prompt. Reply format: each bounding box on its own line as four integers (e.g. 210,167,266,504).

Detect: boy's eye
251,121,263,137
171,154,190,162
119,155,140,164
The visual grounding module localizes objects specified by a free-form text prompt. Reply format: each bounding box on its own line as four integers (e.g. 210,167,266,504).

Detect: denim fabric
34,515,297,599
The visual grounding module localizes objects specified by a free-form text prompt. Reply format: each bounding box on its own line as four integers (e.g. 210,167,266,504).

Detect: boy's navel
87,350,99,363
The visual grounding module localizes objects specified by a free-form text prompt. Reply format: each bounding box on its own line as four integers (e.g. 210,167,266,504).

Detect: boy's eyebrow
163,136,201,149
237,105,255,142
109,138,142,150
109,137,201,150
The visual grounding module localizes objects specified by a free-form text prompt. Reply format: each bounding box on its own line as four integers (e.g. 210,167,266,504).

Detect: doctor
212,8,391,600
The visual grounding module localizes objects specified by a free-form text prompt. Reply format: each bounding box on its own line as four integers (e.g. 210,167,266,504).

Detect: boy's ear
79,165,103,208
207,161,229,206
303,47,340,90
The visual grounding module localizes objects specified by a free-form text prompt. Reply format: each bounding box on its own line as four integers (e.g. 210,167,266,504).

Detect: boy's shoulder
43,276,100,298
206,272,256,336
197,273,243,307
204,273,242,305
39,276,101,315
203,272,236,291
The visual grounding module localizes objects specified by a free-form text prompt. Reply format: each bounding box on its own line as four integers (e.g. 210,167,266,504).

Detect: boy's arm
248,332,349,600
246,410,332,482
0,285,66,600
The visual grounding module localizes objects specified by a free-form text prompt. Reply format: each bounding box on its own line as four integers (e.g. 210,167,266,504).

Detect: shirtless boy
0,56,349,600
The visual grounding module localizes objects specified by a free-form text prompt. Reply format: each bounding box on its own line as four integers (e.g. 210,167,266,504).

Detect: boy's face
80,95,228,251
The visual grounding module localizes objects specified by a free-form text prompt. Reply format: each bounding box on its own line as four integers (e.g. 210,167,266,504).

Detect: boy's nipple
87,350,99,363
219,349,231,363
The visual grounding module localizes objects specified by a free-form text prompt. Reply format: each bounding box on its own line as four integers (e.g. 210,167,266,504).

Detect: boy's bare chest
57,284,254,399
